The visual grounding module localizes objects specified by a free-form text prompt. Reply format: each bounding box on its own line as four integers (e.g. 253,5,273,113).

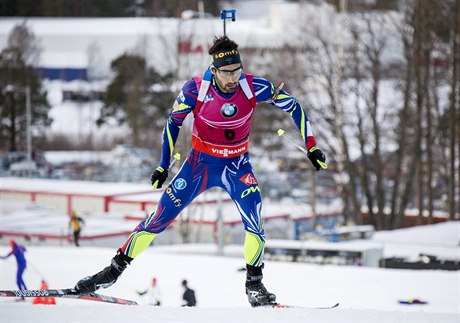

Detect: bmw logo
221,103,238,118
174,178,187,190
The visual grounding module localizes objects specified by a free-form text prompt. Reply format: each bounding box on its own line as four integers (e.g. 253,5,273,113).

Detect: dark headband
211,49,241,68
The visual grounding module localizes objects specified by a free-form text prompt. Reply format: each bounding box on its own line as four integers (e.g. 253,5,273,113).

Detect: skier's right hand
150,166,168,189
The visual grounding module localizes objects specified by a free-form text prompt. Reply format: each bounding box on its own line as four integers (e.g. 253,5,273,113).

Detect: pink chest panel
192,84,255,146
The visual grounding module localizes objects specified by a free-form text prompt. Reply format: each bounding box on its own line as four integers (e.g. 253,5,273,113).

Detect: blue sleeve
159,80,197,169
1,250,13,259
252,76,317,149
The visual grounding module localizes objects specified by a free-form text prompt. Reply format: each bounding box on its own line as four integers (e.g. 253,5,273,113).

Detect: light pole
25,86,32,177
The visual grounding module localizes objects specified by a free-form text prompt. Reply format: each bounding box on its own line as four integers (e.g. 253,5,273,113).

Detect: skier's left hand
150,166,168,189
307,147,327,171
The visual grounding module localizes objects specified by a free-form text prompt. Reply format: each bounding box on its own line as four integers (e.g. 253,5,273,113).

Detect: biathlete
75,35,326,307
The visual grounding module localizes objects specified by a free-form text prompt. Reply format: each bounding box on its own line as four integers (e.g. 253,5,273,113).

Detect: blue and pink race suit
120,70,318,266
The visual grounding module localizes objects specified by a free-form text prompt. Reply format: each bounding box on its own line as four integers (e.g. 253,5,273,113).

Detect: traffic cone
32,280,56,305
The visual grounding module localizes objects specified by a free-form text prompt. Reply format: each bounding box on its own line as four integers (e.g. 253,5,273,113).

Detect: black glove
307,147,327,171
150,166,168,189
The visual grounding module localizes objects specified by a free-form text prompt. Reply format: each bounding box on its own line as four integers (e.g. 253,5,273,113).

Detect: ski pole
1,257,45,279
220,9,236,36
27,259,46,280
170,152,181,168
277,128,328,169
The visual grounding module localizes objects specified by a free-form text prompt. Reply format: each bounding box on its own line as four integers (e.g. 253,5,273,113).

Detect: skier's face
212,63,242,93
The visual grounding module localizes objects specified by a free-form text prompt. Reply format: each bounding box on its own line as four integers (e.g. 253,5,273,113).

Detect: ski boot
74,251,132,294
245,264,276,307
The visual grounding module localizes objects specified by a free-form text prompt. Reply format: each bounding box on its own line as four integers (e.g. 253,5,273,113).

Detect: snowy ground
1,305,457,323
1,184,459,322
1,243,459,323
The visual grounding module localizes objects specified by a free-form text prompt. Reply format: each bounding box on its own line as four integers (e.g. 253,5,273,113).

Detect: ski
0,288,138,305
262,302,339,309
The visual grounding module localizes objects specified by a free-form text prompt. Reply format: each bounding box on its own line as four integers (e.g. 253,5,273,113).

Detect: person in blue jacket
1,240,28,293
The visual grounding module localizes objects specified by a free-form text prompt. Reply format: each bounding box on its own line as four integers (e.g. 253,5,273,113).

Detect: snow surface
1,241,459,322
372,223,460,262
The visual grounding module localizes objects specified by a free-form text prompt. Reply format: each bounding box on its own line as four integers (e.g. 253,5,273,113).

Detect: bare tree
389,10,416,229
262,1,457,228
284,1,456,229
290,2,361,226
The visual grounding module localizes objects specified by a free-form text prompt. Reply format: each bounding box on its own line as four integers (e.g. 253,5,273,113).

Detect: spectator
136,276,161,306
69,211,85,247
181,279,196,307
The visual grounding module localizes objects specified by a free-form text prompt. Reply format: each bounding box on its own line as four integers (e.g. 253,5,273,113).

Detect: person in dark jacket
181,279,196,307
1,240,28,294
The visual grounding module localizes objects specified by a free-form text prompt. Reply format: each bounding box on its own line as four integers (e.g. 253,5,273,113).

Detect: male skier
75,36,326,307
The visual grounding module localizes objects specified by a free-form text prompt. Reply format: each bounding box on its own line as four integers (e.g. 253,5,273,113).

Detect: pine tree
99,53,175,147
0,22,51,152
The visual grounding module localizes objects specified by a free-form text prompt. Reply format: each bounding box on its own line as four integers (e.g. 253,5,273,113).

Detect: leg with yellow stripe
244,231,276,307
74,221,166,293
74,153,194,294
230,173,276,306
75,229,160,293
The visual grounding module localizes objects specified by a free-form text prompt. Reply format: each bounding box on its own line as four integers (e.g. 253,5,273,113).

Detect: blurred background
0,0,458,251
